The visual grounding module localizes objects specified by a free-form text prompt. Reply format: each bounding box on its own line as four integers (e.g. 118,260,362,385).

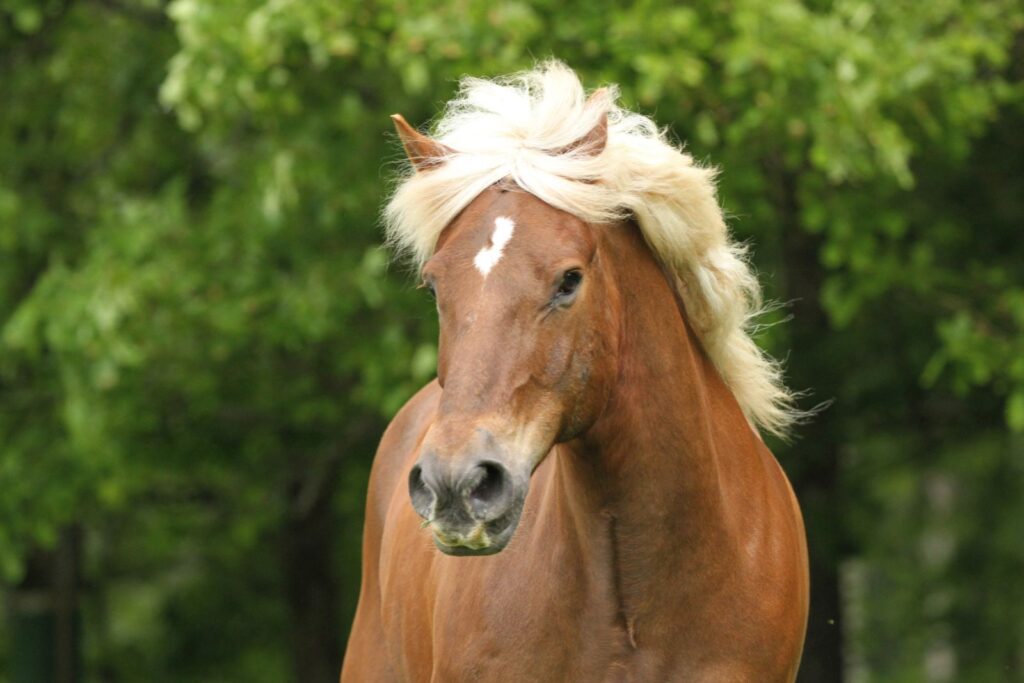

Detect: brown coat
342,185,809,682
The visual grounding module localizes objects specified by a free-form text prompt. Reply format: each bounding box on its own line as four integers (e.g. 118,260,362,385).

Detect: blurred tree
2,0,435,680
0,0,1021,682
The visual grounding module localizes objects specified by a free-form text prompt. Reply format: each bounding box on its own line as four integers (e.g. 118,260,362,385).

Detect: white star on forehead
473,216,515,277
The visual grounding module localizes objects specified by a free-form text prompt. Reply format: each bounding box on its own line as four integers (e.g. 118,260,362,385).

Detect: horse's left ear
391,114,453,171
555,88,610,157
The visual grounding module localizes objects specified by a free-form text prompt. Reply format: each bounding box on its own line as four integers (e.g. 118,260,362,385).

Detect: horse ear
391,114,453,171
554,88,610,157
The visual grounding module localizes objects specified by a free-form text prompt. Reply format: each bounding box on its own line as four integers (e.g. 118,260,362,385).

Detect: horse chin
433,539,507,557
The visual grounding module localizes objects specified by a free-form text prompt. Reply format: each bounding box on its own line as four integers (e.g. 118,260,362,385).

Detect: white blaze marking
474,216,515,277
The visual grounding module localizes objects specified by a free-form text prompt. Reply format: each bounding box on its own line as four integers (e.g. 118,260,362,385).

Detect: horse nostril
470,462,504,503
465,461,513,521
408,464,435,519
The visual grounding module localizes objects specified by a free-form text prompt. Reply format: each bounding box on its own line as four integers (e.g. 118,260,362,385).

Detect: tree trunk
9,526,81,683
283,455,342,683
773,165,846,683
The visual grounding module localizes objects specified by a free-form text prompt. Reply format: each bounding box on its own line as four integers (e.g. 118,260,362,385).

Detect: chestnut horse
342,63,808,682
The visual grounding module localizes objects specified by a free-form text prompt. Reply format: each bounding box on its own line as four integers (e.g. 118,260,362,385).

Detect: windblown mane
385,61,800,437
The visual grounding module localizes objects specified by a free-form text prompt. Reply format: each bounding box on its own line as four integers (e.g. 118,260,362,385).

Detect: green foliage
1,0,1022,681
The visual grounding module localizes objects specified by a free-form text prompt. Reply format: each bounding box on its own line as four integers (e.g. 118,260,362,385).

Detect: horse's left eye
555,269,583,299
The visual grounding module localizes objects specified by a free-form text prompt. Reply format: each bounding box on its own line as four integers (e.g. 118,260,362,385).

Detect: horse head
395,111,618,555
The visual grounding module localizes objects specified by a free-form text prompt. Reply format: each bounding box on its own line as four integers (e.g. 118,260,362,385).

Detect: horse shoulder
341,380,440,683
717,437,809,681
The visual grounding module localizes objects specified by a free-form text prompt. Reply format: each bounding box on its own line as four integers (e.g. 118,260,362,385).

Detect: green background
1,0,1022,681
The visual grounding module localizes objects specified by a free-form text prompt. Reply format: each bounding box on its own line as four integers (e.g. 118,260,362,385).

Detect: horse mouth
428,510,520,556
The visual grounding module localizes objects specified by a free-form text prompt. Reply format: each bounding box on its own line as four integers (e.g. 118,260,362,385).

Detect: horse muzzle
409,451,527,556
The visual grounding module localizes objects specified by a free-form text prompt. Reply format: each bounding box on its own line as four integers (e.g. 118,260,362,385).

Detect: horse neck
559,221,760,603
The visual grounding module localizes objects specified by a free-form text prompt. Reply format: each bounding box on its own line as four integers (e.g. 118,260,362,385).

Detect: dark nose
409,455,515,524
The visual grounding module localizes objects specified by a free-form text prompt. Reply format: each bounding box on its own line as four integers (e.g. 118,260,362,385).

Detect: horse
342,62,809,682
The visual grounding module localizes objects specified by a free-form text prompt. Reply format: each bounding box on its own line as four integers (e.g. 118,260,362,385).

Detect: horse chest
378,472,630,681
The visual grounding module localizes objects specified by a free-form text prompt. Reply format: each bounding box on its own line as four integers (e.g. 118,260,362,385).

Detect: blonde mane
385,61,800,438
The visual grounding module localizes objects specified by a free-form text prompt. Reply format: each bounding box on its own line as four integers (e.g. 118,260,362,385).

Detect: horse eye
422,281,437,300
556,269,583,298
